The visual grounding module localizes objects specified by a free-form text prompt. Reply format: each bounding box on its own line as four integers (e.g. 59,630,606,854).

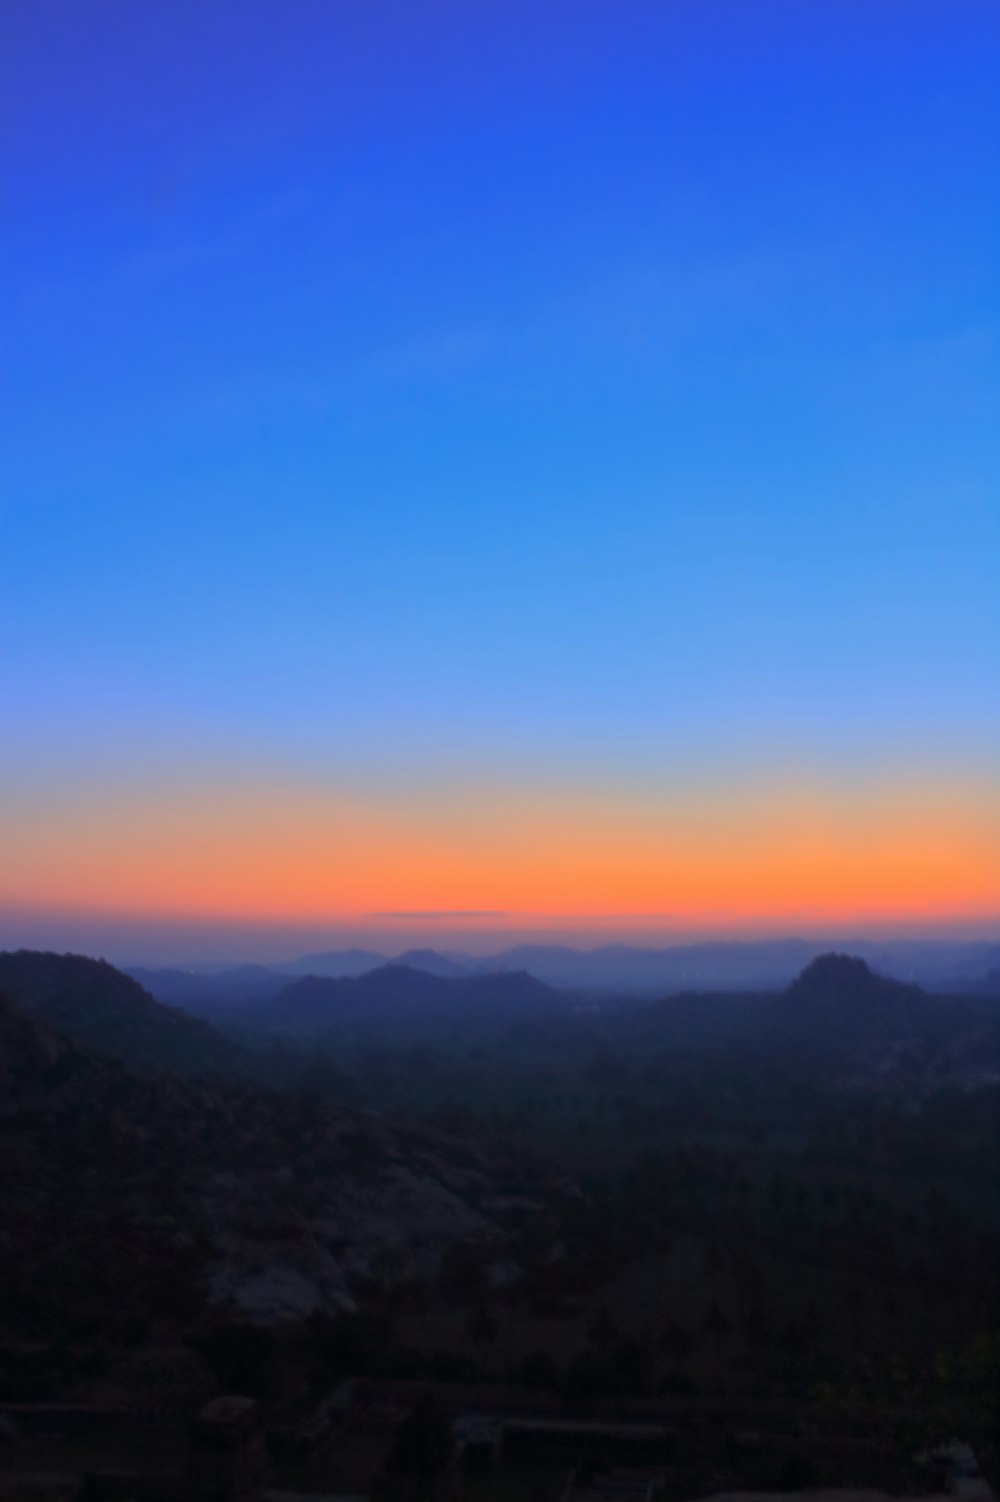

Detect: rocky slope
0,949,243,1074
0,989,572,1342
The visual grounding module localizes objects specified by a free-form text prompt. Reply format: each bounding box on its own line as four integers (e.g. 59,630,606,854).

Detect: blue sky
1,1,998,953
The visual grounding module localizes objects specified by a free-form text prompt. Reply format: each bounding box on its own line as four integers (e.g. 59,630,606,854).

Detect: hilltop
758,952,999,1076
0,950,243,1075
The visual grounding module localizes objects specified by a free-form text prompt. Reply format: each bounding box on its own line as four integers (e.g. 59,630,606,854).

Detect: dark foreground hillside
0,986,573,1395
0,951,997,1487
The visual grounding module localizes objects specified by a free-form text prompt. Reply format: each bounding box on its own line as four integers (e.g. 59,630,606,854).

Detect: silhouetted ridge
761,951,956,1065
128,938,1000,1006
256,963,559,1035
0,950,242,1075
785,951,919,1003
282,947,386,978
391,948,466,977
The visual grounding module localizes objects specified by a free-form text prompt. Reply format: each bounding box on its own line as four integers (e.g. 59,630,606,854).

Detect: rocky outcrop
0,990,571,1336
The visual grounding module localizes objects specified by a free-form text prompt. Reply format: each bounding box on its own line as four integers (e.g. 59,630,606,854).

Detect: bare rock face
200,1127,529,1322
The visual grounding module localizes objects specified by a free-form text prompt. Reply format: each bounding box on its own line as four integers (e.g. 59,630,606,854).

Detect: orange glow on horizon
2,766,998,933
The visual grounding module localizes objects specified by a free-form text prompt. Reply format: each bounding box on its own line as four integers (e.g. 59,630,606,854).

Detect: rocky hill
0,950,244,1074
0,988,573,1349
762,953,1000,1081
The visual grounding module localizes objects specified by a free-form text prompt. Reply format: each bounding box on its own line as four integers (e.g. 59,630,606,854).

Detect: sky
1,1,998,962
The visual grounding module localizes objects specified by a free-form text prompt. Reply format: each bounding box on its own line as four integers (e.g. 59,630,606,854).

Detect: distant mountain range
246,963,563,1037
282,947,387,978
5,945,995,1097
127,936,1000,1012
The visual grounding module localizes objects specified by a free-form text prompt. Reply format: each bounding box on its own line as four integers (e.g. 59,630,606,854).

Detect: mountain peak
786,952,881,999
780,949,924,1009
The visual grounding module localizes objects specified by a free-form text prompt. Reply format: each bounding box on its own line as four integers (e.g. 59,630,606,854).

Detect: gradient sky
2,1,998,960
